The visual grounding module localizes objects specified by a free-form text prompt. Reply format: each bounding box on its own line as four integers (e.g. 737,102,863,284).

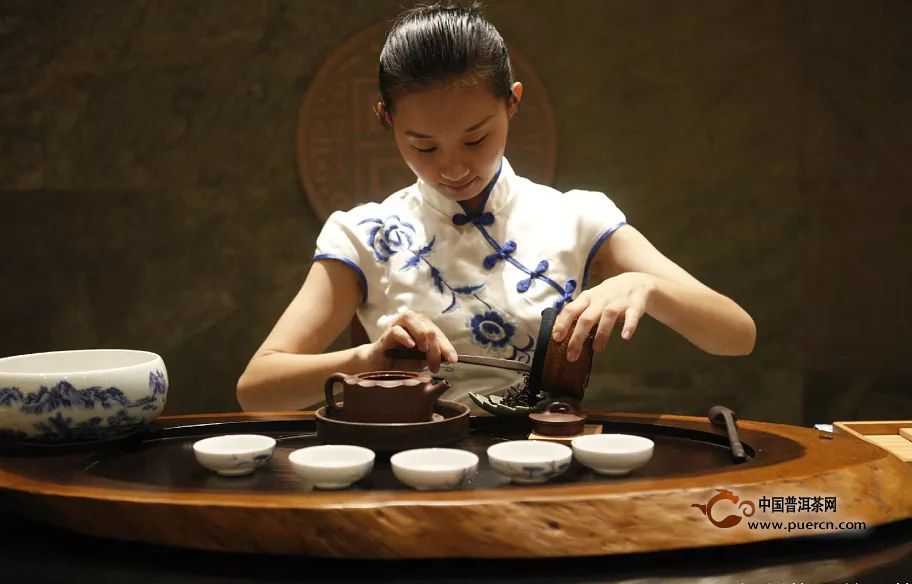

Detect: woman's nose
440,164,470,182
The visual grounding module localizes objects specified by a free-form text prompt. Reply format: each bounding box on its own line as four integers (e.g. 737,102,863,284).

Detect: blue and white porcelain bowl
0,349,169,444
487,440,573,484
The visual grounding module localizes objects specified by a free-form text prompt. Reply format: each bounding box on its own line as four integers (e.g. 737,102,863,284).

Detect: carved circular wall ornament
297,21,557,222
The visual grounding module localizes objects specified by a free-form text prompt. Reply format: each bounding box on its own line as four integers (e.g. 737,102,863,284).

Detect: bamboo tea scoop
384,348,531,373
708,405,749,464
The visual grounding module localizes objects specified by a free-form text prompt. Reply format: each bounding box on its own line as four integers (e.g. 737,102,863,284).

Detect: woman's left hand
551,272,657,362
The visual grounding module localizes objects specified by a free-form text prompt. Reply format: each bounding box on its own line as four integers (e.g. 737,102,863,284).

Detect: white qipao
313,158,627,404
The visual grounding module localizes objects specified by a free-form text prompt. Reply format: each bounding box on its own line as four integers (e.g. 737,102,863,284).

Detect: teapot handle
544,401,574,414
324,373,347,415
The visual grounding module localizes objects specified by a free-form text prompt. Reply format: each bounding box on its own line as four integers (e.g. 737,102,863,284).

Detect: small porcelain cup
571,433,654,476
288,445,375,489
487,440,573,484
192,434,276,476
391,448,478,491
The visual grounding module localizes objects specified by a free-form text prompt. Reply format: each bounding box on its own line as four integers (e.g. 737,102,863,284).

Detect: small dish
571,433,654,476
192,434,276,476
487,440,572,484
390,448,478,491
288,445,375,489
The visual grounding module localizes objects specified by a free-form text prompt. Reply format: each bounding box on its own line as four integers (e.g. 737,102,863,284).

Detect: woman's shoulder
322,183,423,227
511,173,624,216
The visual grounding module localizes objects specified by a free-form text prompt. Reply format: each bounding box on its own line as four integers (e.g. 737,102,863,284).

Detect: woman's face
386,79,522,207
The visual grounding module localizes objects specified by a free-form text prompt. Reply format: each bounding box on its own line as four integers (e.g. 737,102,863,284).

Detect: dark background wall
1,0,909,425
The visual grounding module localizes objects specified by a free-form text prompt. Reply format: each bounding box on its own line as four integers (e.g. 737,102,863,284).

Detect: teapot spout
427,379,451,399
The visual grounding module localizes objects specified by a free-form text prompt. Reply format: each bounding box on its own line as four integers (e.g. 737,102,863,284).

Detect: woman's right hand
359,310,458,373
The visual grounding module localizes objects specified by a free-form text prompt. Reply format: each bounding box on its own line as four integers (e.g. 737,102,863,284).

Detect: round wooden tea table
1,410,911,566
1,509,911,583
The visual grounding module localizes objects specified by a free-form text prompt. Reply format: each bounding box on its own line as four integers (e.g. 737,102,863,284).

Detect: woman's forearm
646,276,756,356
236,346,370,412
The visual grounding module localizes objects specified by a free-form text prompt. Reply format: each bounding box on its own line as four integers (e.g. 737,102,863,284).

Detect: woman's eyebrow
463,114,494,133
404,114,495,139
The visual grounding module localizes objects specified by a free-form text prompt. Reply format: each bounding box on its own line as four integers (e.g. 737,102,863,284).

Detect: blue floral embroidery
466,310,534,361
358,216,416,262
398,235,490,314
359,214,535,361
507,334,535,363
469,310,516,349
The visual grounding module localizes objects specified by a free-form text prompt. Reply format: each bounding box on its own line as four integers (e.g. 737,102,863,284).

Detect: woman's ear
376,102,393,127
508,82,524,118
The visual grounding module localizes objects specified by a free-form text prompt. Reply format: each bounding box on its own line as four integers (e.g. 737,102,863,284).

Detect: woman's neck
460,194,485,215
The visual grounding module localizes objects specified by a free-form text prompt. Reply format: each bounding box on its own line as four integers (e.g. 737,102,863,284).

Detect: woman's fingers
552,294,589,343
392,311,455,373
620,286,649,341
396,311,430,352
424,328,443,373
438,334,458,364
621,305,643,340
565,303,602,362
592,305,622,353
387,325,415,348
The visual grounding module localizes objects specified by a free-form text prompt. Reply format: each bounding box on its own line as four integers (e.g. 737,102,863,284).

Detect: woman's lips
441,177,477,193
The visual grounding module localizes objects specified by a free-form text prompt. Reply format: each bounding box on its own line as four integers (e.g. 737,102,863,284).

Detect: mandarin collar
416,157,515,224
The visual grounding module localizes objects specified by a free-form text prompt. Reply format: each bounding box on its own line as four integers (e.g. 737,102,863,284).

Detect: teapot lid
528,401,588,426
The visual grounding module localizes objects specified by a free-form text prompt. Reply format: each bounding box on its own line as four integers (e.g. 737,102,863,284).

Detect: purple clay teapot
324,371,451,424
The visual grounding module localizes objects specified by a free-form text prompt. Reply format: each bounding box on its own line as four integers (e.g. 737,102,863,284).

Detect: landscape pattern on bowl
0,349,169,443
486,440,573,484
192,434,276,476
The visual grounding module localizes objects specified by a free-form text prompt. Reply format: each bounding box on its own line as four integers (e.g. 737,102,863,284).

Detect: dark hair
377,2,514,120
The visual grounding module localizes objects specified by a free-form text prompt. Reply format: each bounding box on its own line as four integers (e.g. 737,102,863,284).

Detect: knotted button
483,240,517,269
516,260,550,293
554,279,578,310
452,212,495,227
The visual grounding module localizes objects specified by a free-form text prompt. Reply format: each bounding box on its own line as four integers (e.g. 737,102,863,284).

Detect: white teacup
487,440,572,484
192,434,276,476
391,448,478,491
288,445,375,489
571,433,654,476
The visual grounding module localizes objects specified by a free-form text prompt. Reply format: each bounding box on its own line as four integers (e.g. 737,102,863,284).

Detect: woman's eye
466,135,487,147
413,146,437,153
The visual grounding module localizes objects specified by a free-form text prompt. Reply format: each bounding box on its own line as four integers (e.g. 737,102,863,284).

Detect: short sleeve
564,189,628,286
313,209,376,305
